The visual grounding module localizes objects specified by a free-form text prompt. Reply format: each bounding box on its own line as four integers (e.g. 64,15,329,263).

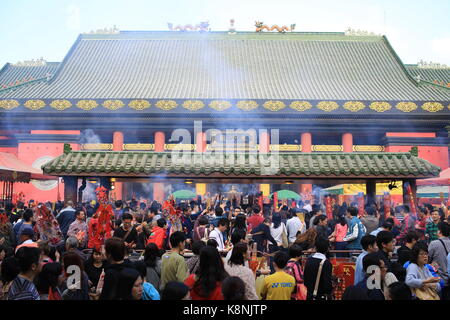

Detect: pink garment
335,223,348,242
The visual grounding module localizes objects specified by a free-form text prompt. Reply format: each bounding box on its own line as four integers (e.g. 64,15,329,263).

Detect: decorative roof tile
42,151,440,178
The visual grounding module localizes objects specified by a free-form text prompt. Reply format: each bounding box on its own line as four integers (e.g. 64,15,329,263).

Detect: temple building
0,30,449,202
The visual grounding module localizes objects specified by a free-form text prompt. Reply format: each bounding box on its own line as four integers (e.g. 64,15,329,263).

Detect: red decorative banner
273,192,278,212
325,196,333,220
406,183,417,217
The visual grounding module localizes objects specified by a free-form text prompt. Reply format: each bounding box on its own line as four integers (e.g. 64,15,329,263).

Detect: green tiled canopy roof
42,151,440,179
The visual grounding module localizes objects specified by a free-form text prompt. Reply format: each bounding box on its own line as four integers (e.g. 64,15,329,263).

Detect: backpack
284,260,307,300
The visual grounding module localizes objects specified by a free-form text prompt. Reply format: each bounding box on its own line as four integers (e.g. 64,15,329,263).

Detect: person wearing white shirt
208,218,230,253
286,211,305,244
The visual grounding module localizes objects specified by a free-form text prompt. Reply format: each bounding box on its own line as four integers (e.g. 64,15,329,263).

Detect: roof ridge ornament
12,57,47,66
167,21,210,32
344,27,380,36
409,147,418,157
417,60,449,69
85,25,119,34
64,143,73,154
228,19,236,34
255,21,296,33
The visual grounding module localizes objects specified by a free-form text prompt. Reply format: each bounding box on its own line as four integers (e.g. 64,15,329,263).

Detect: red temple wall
385,145,449,169
14,142,79,203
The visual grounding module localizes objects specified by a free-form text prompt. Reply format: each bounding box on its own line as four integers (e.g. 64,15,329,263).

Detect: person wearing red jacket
147,218,168,249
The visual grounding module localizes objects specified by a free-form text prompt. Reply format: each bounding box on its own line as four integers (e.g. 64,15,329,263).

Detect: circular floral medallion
343,101,365,112
182,100,205,111
209,100,232,111
395,102,417,112
236,100,258,111
290,101,312,112
128,100,151,110
263,100,286,111
155,100,178,110
369,102,391,112
76,100,98,110
50,99,72,111
24,100,46,110
102,100,125,110
0,99,19,110
421,102,444,113
317,101,339,112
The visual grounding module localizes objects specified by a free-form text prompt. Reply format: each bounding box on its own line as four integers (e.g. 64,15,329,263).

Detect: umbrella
269,189,301,200
416,168,450,186
171,190,197,200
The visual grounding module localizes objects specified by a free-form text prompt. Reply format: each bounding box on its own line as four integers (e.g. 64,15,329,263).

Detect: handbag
414,286,440,300
414,267,440,300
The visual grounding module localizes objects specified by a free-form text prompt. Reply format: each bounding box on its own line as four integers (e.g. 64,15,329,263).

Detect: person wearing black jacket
251,218,278,256
99,237,136,300
397,231,418,266
303,237,333,300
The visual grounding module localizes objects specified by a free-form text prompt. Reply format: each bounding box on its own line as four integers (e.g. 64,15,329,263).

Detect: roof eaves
418,79,450,91
0,76,48,94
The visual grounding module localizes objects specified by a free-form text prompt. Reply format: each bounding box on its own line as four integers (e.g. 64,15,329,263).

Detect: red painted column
342,133,353,152
259,131,270,153
301,132,312,153
300,133,313,196
196,132,206,153
153,131,166,201
154,131,165,152
112,132,123,200
113,131,124,151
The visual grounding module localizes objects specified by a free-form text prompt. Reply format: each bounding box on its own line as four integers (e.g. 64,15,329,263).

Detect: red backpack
285,260,307,300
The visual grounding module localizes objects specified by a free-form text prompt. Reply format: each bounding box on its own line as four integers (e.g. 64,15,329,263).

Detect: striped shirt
8,276,40,300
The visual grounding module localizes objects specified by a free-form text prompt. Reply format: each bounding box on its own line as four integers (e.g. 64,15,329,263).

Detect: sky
0,0,449,67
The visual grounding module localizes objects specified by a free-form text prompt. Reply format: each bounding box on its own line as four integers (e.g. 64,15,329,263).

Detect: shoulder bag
312,259,326,300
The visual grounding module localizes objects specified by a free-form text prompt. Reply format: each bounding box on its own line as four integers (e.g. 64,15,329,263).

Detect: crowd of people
0,194,449,301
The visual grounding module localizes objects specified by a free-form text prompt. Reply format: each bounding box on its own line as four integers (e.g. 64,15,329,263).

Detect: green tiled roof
42,151,440,179
1,31,449,103
0,62,60,90
405,65,450,86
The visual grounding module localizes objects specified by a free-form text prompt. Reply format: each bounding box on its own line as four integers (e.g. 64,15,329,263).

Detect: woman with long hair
231,214,248,235
143,243,163,291
270,212,287,248
184,246,228,300
224,242,258,300
329,215,348,257
295,227,317,253
117,268,143,300
84,247,106,290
